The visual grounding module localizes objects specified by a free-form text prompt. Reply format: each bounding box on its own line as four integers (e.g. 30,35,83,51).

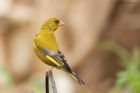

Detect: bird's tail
69,72,85,85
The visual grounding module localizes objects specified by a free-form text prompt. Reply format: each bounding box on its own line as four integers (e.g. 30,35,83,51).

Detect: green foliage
100,42,140,93
0,65,13,88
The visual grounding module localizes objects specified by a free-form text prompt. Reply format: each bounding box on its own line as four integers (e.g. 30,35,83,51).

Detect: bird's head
41,18,64,31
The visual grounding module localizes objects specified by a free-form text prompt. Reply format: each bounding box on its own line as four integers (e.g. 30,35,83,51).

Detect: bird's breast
34,32,59,51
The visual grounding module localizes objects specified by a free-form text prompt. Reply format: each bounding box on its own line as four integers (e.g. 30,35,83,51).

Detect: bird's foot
45,67,54,76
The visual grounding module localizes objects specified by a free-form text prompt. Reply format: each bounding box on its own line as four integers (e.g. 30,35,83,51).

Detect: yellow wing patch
46,55,61,66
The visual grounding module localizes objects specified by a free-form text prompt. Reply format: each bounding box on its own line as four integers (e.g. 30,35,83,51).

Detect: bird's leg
45,67,54,76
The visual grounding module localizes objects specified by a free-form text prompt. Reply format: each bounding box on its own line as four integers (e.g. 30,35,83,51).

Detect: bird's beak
59,21,65,26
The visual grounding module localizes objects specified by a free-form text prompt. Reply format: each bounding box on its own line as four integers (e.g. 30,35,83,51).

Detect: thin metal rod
47,70,57,93
45,72,49,93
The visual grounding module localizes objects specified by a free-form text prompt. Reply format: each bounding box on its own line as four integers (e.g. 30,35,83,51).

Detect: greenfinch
33,18,85,85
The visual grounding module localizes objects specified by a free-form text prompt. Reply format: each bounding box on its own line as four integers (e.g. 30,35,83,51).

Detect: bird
33,18,85,85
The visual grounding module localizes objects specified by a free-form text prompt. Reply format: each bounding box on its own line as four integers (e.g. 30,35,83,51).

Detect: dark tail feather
71,72,85,85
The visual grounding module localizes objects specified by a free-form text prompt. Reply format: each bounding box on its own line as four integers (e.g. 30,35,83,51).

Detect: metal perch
46,70,57,93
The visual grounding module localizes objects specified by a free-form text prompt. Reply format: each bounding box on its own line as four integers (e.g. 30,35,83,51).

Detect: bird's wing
38,47,73,73
38,47,85,85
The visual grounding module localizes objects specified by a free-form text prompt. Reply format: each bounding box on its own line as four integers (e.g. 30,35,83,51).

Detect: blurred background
0,0,140,93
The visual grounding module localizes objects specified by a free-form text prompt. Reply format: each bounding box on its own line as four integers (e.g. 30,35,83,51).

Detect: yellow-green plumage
34,31,59,51
33,18,85,85
34,18,59,51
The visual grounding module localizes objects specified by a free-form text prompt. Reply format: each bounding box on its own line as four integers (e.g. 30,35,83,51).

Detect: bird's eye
55,20,60,24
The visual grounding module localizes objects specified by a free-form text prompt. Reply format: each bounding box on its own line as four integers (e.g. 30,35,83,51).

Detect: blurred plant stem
99,42,131,66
